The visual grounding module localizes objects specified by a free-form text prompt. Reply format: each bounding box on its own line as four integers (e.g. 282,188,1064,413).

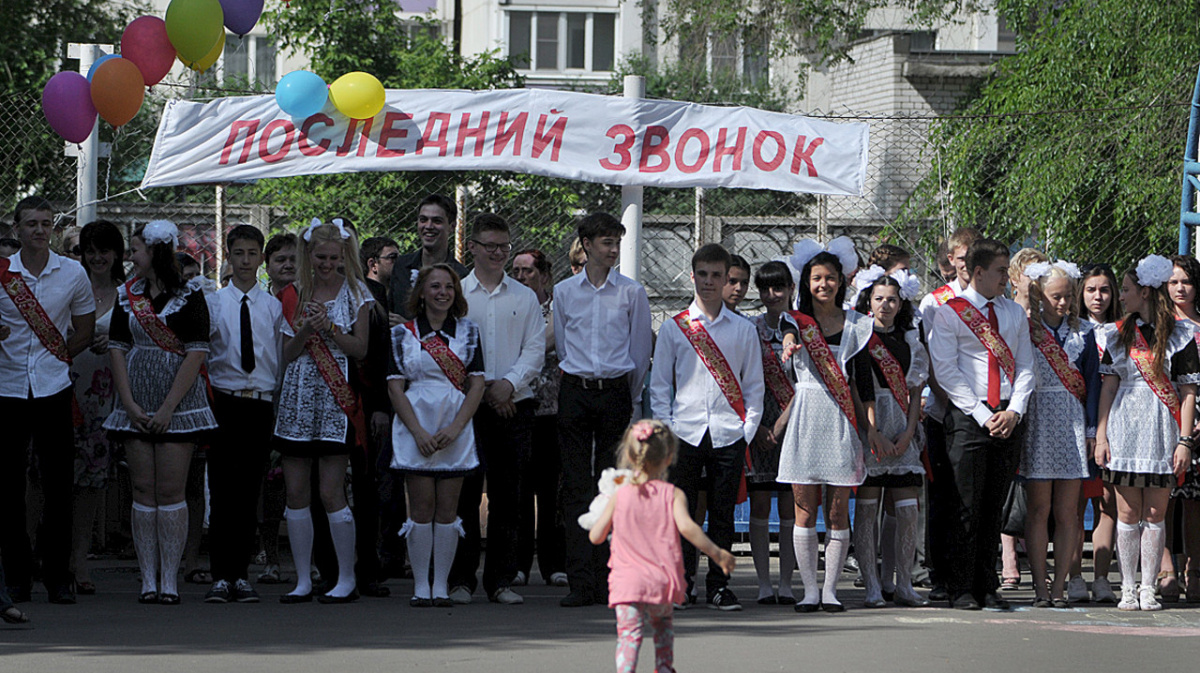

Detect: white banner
140,88,869,195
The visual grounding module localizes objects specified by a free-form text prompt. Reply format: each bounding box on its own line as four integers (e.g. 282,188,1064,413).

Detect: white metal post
619,75,645,282
67,43,114,227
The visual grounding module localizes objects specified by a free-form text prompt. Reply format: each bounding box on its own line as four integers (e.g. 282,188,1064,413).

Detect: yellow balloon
180,31,224,73
329,72,385,120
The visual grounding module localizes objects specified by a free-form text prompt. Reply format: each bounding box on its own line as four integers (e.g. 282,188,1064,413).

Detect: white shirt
0,251,94,398
553,268,653,404
462,271,545,403
650,301,764,447
918,277,965,420
206,283,284,393
928,285,1036,427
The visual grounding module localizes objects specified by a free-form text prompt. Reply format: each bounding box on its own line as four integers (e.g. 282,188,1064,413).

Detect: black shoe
409,596,433,608
204,580,232,603
48,584,76,605
7,586,31,604
928,585,948,602
757,595,779,605
232,579,260,603
158,593,180,606
821,601,846,613
318,589,360,604
138,591,159,604
432,597,454,608
707,587,743,612
881,589,895,602
560,591,594,607
951,593,981,610
982,593,1011,611
359,581,391,598
280,592,313,604
794,602,821,613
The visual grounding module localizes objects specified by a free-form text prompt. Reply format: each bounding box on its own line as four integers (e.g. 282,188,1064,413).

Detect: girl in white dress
389,264,485,607
776,241,873,612
1019,261,1101,608
1095,256,1200,611
274,220,373,604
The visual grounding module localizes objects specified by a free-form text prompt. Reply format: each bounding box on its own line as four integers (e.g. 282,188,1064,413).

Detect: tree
896,0,1199,271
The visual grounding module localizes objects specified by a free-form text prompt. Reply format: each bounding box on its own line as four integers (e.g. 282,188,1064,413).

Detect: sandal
138,591,159,604
184,569,212,584
75,580,96,595
257,565,283,584
1158,571,1181,602
158,593,180,606
1,606,30,624
999,577,1020,591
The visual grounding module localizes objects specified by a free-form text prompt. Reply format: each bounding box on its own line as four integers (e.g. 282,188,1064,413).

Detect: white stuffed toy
577,467,634,530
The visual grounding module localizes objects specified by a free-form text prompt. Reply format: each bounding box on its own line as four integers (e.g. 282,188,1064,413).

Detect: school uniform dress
1174,318,1200,500
858,326,928,488
746,312,796,489
1098,320,1200,488
1020,319,1100,481
776,309,874,487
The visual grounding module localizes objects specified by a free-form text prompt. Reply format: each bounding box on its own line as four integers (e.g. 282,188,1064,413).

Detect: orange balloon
90,57,145,127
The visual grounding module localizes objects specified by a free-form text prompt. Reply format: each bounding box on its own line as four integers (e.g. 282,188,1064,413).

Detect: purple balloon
219,0,264,36
42,72,97,144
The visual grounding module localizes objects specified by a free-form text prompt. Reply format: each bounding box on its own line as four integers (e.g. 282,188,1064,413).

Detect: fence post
619,75,645,282
215,184,226,278
455,184,468,265
67,42,114,227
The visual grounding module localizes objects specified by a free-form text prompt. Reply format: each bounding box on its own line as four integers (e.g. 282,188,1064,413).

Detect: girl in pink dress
589,420,735,673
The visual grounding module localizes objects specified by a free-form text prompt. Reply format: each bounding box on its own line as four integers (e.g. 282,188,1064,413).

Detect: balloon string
104,127,121,203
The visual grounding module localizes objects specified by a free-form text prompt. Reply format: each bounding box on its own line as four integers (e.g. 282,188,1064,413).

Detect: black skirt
1103,469,1177,489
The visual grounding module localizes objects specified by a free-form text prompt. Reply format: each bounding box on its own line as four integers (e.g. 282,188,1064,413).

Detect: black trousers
517,413,566,580
0,389,75,591
558,378,632,599
449,400,535,596
208,393,274,583
349,433,383,584
924,416,951,586
941,404,1024,600
671,433,743,597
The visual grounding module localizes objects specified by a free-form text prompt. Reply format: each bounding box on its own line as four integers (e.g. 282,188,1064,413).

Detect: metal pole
215,184,226,282
454,184,468,265
1179,64,1200,255
619,75,645,282
67,43,113,227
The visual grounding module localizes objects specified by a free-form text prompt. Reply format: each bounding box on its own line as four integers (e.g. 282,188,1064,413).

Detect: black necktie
240,295,256,373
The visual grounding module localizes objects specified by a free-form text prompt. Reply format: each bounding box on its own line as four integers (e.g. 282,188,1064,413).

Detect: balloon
42,72,97,143
165,0,224,63
276,71,329,118
329,72,386,120
219,0,264,36
90,57,145,127
122,16,176,87
86,54,119,81
179,31,224,72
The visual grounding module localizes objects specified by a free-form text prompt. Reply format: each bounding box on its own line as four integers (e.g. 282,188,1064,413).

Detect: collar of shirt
462,270,511,297
959,284,999,310
10,250,63,280
573,267,618,292
687,300,730,327
416,313,457,338
222,282,264,304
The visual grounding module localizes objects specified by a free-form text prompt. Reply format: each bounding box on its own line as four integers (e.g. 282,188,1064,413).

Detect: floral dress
72,306,115,488
1020,319,1100,480
856,326,928,482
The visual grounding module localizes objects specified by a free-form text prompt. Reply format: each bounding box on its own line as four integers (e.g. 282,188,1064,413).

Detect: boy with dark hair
204,225,284,604
723,254,751,311
650,243,763,611
554,212,653,607
388,194,467,320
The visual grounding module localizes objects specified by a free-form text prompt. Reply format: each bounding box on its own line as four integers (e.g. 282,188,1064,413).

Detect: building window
507,10,617,73
678,26,770,85
221,34,278,88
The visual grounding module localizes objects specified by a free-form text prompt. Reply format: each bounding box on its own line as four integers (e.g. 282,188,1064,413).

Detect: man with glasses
448,213,545,605
388,194,468,323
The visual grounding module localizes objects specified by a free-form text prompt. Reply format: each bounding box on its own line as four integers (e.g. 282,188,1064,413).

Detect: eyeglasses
470,240,512,254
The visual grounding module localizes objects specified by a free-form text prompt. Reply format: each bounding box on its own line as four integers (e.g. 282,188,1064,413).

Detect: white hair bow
853,264,887,292
890,269,922,301
789,236,858,277
302,217,352,242
1136,254,1174,288
141,220,179,248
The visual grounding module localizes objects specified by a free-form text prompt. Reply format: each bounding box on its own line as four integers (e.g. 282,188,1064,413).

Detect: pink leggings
614,603,675,673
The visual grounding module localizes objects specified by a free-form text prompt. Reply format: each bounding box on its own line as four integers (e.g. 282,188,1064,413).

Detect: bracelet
1178,436,1196,449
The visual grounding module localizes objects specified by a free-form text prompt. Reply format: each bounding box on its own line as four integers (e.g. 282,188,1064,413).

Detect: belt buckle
593,378,604,391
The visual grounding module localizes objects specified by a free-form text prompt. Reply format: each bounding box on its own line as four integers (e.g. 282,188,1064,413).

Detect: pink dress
608,480,687,607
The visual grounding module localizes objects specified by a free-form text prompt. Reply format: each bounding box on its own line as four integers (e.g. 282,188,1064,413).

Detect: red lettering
674,128,710,174
638,125,670,173
494,112,527,156
791,136,824,177
416,112,451,156
752,131,786,171
257,119,295,164
298,114,333,157
376,112,413,158
711,127,746,172
335,118,373,157
219,119,259,165
454,112,490,157
599,124,635,171
532,114,567,162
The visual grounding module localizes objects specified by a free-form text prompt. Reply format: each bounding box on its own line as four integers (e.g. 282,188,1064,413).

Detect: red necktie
986,301,1000,408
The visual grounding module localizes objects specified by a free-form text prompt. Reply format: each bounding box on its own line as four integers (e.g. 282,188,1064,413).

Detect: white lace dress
861,327,928,478
777,310,874,487
273,280,373,446
1020,320,1100,480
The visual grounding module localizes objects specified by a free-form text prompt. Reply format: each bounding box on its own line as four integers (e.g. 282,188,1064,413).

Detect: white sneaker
1066,576,1089,603
1139,586,1162,611
549,572,569,587
1092,577,1117,604
1117,586,1140,611
511,571,527,587
491,588,524,605
448,585,472,605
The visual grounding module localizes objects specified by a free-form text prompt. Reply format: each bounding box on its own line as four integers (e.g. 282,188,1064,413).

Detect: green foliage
896,0,1199,272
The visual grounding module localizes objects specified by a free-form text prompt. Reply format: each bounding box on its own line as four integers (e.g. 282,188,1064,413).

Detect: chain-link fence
7,85,1187,326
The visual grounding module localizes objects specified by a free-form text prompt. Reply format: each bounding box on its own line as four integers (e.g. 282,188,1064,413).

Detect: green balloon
165,0,225,63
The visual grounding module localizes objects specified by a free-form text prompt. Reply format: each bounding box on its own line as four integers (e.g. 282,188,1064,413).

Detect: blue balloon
275,71,329,119
87,54,121,81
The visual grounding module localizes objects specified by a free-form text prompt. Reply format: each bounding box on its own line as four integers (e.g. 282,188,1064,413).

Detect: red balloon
121,16,176,87
90,58,145,127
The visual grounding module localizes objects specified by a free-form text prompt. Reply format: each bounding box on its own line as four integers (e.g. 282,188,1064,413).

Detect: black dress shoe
318,589,360,604
280,592,313,604
560,591,594,607
794,602,821,613
881,589,895,602
928,585,948,602
48,585,76,605
951,593,981,610
821,601,846,613
982,593,1011,611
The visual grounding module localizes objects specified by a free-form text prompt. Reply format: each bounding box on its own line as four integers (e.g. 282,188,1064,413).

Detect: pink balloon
42,72,97,144
220,0,264,36
122,16,177,87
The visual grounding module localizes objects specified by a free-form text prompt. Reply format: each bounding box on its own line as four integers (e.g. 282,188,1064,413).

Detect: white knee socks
1140,520,1166,591
794,526,820,606
1116,521,1141,592
880,512,898,593
778,515,796,600
894,499,922,602
285,507,314,596
433,519,464,599
131,502,159,595
853,499,882,603
156,501,188,597
823,528,851,607
403,520,434,599
326,506,358,598
749,517,773,600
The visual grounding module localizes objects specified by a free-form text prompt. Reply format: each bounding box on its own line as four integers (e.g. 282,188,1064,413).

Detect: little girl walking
589,420,735,673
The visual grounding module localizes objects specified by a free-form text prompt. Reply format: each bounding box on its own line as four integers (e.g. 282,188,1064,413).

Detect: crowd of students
2,192,1199,648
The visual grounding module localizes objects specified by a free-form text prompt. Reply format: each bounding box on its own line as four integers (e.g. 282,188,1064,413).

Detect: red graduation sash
1121,320,1181,430
0,257,71,364
788,310,858,431
1028,318,1087,405
280,284,368,450
759,321,794,410
866,332,910,416
403,320,468,393
946,297,1017,386
931,284,955,306
673,310,747,421
124,279,185,355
